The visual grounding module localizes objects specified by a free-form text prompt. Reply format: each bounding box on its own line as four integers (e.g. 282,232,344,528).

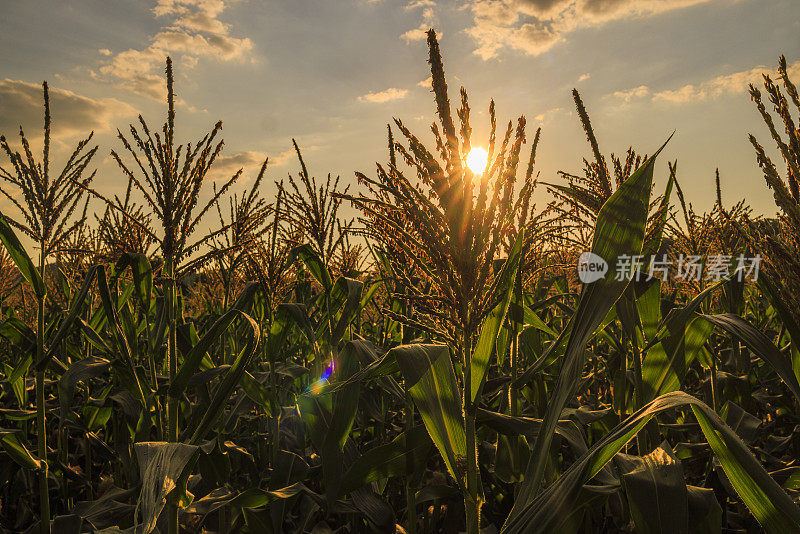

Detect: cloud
401,2,439,43
654,61,800,103
401,24,431,42
212,150,267,178
578,72,591,82
607,61,800,105
611,84,650,102
534,106,563,123
209,145,309,181
465,0,721,59
358,88,409,103
418,76,432,87
0,79,136,140
508,21,561,55
98,0,254,99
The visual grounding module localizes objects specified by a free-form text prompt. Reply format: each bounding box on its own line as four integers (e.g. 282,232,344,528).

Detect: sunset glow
466,146,488,175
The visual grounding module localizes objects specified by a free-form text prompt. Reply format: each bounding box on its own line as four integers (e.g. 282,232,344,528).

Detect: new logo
578,251,608,283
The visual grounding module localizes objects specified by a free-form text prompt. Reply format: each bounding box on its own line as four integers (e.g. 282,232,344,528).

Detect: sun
465,146,488,175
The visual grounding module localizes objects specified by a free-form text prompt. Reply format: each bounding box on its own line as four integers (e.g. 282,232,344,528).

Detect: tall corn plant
344,29,538,533
211,160,272,363
84,57,244,534
95,177,156,261
282,139,354,269
743,56,800,337
0,81,97,534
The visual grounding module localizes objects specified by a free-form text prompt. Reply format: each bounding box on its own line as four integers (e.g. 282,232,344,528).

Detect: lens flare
307,359,336,395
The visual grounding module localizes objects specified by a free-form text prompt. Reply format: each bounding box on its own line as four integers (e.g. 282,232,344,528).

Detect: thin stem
166,259,179,534
36,249,50,534
405,392,417,534
462,334,481,534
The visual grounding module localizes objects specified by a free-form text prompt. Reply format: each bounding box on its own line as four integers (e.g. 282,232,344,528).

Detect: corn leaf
470,230,523,401
337,425,432,497
616,444,689,534
701,313,800,404
0,429,43,470
0,212,45,298
502,391,800,534
395,344,466,490
509,138,669,520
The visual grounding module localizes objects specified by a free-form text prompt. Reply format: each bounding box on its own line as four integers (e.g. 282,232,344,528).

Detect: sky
1,0,799,232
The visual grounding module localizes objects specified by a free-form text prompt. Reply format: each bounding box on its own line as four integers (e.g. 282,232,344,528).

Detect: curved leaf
0,212,44,298
502,391,800,534
394,344,466,490
701,313,800,404
510,138,670,520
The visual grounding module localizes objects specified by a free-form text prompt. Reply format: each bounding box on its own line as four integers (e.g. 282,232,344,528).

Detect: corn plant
0,81,97,534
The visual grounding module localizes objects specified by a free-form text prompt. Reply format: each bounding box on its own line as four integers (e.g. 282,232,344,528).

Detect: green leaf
501,391,800,534
58,356,111,413
1,316,35,347
97,266,148,409
188,312,260,444
113,253,152,312
276,303,320,359
338,425,432,497
324,344,401,394
701,313,800,404
184,483,307,516
616,444,689,534
329,277,363,344
40,265,99,370
642,170,675,257
394,344,466,490
521,305,558,337
510,138,670,520
641,316,714,400
759,274,800,354
0,428,43,470
323,340,365,451
692,406,800,533
289,243,332,290
170,309,251,397
0,212,45,298
470,230,523,401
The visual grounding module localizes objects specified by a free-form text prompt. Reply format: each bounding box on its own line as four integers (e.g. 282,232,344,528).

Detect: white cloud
607,61,800,105
611,84,650,102
465,0,722,59
578,72,591,82
0,79,136,140
653,61,800,103
401,2,439,43
418,76,432,87
359,88,409,103
99,0,254,99
401,24,431,42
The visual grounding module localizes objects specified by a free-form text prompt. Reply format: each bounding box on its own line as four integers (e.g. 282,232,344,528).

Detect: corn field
1,30,800,534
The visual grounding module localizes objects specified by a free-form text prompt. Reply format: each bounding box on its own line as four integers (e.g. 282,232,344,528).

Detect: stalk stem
462,336,481,534
166,260,179,534
405,393,417,534
36,250,50,534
